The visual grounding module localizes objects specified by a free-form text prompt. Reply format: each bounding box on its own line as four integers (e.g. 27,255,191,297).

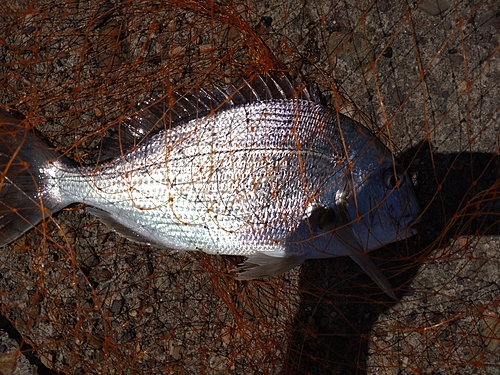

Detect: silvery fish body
0,75,420,298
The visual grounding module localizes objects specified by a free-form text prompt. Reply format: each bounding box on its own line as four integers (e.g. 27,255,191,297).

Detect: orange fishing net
0,0,499,374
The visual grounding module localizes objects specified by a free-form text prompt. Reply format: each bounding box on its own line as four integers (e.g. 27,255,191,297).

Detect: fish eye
383,166,405,189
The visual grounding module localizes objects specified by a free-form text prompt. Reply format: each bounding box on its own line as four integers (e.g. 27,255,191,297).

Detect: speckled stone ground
0,0,499,374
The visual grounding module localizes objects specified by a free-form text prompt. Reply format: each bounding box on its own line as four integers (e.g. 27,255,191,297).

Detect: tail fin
0,109,68,246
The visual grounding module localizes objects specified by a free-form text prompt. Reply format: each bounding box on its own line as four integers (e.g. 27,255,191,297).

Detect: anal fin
86,207,164,247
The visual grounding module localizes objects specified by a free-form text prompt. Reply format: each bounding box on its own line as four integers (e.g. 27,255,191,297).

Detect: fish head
343,161,421,252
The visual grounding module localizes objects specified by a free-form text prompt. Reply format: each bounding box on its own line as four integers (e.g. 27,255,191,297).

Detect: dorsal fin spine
114,71,319,154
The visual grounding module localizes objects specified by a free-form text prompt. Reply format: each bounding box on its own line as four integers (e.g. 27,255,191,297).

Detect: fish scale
0,75,420,299
54,100,341,255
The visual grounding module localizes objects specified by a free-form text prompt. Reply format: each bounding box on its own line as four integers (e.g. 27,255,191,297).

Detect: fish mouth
396,214,421,240
402,227,417,239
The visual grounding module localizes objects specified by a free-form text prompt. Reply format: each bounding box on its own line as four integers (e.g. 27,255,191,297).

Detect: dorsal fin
134,71,319,128
98,71,320,159
230,73,318,103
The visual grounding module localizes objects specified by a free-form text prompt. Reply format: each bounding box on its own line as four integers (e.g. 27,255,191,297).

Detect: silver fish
0,74,420,299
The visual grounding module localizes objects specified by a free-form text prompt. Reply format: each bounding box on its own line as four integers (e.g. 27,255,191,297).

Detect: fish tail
0,109,68,246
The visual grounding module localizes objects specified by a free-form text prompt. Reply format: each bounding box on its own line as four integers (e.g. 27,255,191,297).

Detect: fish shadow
284,140,500,374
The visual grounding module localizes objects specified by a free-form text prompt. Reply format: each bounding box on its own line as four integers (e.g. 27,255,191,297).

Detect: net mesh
0,0,499,374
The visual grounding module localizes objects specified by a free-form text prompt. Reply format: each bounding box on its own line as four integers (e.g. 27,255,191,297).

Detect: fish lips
395,214,421,241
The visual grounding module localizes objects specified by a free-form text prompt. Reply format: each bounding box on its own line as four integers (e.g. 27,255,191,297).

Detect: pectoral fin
234,253,305,280
316,206,398,300
332,224,398,301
